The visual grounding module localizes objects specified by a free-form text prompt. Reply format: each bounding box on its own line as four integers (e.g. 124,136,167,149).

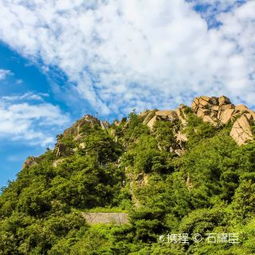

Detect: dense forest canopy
1,96,255,254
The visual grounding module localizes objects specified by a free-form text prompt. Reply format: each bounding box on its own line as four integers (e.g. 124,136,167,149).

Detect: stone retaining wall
81,212,129,225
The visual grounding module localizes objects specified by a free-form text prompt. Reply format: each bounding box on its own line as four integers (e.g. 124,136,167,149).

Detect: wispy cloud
0,94,70,146
0,0,254,115
2,92,49,102
0,69,12,81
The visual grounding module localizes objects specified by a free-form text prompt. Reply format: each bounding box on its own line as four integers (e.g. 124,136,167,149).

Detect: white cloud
2,92,48,102
0,69,12,80
0,94,70,146
0,0,254,116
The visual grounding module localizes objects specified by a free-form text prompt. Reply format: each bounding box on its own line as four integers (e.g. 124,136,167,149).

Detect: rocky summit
191,96,255,145
140,95,255,146
47,95,254,167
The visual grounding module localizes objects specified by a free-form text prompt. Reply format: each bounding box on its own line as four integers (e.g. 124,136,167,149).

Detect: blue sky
0,41,107,187
0,43,66,187
0,0,254,188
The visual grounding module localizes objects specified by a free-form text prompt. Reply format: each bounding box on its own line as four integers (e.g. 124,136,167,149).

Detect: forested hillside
1,96,255,254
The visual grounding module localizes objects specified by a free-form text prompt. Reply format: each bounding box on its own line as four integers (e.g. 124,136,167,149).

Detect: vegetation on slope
0,107,255,254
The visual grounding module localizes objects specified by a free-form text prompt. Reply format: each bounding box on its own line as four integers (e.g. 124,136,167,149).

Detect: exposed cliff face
139,96,255,146
141,104,188,129
191,96,255,145
230,114,254,145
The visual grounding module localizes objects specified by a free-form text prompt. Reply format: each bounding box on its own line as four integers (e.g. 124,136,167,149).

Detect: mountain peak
191,96,255,145
139,95,254,146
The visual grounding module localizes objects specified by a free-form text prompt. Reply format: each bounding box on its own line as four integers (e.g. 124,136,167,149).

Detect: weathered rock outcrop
139,95,254,146
23,156,38,168
230,114,254,146
141,105,188,129
191,96,236,126
55,143,67,157
63,114,101,138
146,110,179,130
191,96,255,145
52,158,65,167
54,114,106,157
139,106,188,155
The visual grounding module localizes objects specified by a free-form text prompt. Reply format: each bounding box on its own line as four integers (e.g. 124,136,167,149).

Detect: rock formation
230,114,254,146
191,96,235,126
139,95,254,146
63,114,101,139
23,156,38,168
28,96,255,168
22,95,255,175
54,114,110,157
141,106,188,129
139,106,188,155
191,96,255,145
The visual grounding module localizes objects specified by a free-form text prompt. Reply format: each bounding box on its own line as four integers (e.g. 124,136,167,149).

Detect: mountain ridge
25,95,255,169
1,95,255,254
